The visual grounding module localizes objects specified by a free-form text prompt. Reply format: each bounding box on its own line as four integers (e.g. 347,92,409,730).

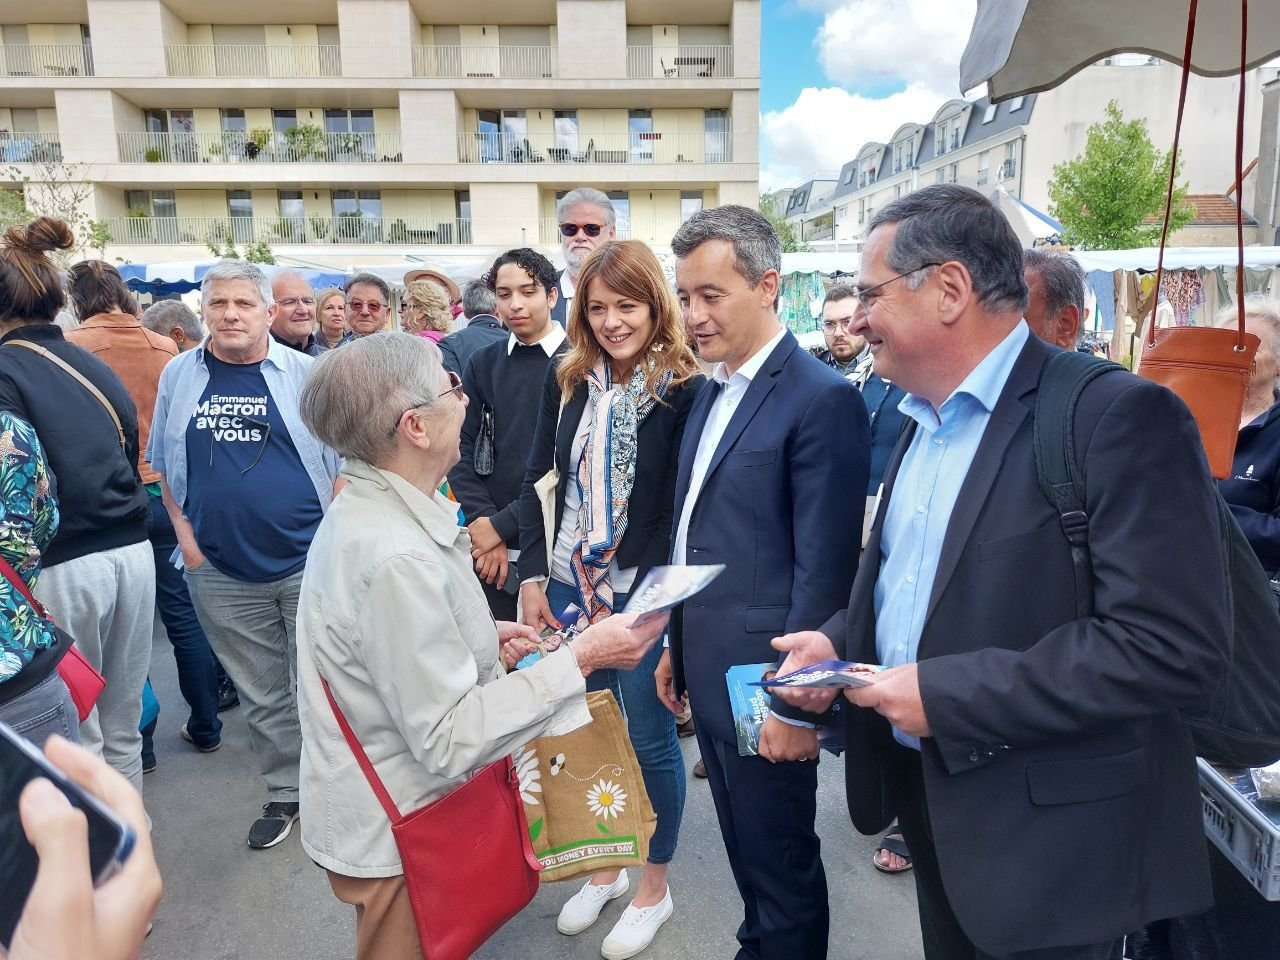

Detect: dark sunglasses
559,223,603,238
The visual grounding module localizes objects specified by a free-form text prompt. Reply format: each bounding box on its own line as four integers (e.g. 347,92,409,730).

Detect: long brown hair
556,240,698,400
0,217,73,324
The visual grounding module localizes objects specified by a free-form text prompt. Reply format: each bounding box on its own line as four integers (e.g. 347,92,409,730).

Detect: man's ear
757,268,780,310
934,262,972,325
1057,304,1082,350
546,286,559,310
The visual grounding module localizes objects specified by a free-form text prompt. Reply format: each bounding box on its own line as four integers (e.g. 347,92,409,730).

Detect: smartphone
0,721,136,949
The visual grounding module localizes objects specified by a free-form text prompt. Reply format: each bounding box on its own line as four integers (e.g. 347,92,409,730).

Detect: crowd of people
0,181,1276,960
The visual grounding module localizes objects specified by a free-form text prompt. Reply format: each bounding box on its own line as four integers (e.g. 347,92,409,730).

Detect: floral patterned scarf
569,357,671,626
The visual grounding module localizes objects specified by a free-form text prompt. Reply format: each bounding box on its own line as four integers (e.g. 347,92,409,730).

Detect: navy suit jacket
669,331,869,744
825,334,1227,954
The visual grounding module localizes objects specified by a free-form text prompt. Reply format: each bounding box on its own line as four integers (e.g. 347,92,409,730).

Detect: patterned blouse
0,412,60,683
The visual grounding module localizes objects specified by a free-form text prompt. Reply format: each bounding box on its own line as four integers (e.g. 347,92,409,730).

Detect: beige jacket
297,460,590,878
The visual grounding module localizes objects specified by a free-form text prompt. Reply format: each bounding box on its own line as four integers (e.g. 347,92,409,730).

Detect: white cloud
815,0,976,93
760,82,949,192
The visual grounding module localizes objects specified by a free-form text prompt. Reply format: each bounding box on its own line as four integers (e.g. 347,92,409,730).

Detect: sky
759,0,980,192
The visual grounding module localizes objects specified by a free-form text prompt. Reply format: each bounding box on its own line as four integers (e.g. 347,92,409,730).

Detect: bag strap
1032,351,1125,619
3,341,126,451
320,677,403,823
0,553,49,620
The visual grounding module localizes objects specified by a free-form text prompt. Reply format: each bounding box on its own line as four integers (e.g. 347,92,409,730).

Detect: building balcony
999,158,1018,180
0,132,63,163
457,131,731,164
163,44,341,78
116,131,403,164
532,218,695,246
103,215,473,247
0,44,93,77
625,45,733,79
413,45,557,78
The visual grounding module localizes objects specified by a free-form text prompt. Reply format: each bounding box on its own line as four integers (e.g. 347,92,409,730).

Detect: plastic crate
1198,758,1280,901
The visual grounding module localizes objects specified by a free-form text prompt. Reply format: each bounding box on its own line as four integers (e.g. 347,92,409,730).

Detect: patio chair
659,58,677,78
573,138,595,163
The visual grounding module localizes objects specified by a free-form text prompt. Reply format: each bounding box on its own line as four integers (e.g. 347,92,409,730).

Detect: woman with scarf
519,240,702,959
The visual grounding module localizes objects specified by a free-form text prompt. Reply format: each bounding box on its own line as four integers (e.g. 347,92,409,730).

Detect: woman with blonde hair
315,288,346,350
398,279,452,343
519,239,703,958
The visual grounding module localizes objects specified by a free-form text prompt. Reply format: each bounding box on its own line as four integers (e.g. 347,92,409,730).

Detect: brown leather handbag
1136,0,1257,480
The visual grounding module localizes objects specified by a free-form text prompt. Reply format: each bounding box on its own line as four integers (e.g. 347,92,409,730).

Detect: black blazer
519,365,704,589
669,332,869,743
824,334,1228,955
550,272,569,327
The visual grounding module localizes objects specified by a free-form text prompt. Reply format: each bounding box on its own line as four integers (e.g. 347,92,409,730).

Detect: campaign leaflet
623,564,727,627
515,603,582,670
752,659,885,689
726,663,773,757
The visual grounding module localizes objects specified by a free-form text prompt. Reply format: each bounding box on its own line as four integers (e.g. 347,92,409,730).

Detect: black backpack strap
1032,351,1125,619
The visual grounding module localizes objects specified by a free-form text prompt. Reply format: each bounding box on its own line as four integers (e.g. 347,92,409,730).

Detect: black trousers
479,575,517,622
891,744,1123,960
694,728,828,960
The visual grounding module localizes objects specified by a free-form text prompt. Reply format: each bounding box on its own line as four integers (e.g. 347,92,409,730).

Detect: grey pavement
140,623,923,960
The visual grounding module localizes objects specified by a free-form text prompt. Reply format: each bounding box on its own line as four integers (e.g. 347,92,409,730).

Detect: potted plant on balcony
245,128,272,160
283,123,326,161
125,205,153,241
271,218,303,243
335,211,364,242
308,215,330,241
144,147,164,163
389,218,409,244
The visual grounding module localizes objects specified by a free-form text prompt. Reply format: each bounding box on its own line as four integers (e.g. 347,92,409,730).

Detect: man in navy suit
654,205,869,960
774,186,1229,959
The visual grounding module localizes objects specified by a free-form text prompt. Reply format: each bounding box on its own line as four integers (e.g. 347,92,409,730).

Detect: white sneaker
600,887,673,960
556,873,630,936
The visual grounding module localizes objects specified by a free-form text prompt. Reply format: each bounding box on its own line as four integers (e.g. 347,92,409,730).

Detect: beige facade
0,0,760,269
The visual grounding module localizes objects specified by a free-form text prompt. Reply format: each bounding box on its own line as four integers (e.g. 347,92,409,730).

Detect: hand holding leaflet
753,659,885,690
623,564,726,626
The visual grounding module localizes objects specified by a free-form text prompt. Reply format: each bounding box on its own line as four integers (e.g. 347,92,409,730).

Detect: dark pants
892,744,1123,960
480,575,517,622
694,726,828,960
147,491,221,748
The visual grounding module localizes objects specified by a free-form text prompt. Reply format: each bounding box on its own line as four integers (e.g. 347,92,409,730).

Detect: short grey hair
671,205,782,298
270,269,313,295
556,188,616,228
344,271,390,303
201,260,273,308
1023,249,1086,328
299,332,445,466
141,300,203,341
868,185,1028,314
1218,293,1280,357
462,279,496,318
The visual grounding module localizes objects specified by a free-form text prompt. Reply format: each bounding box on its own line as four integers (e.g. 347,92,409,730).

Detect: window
628,109,653,162
948,163,958,184
704,109,728,162
977,150,990,185
325,109,374,133
554,110,578,155
983,104,997,124
607,190,630,238
125,190,175,219
143,109,194,134
857,198,866,225
272,109,297,136
10,108,38,132
276,190,304,241
325,109,375,159
220,108,245,133
1009,96,1025,112
894,139,913,172
680,191,703,222
843,167,854,184
332,189,383,240
937,120,949,155
894,184,903,199
456,189,471,221
227,190,253,242
935,169,946,185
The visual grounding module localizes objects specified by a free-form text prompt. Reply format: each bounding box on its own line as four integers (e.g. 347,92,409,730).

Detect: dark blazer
439,315,506,377
519,367,704,589
1219,396,1280,572
550,271,569,327
670,331,869,743
824,334,1228,956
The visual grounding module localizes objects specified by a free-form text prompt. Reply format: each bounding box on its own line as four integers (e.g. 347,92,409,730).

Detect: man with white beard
550,188,616,327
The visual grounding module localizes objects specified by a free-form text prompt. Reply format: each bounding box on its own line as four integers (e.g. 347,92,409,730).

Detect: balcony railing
999,158,1018,180
413,44,556,78
0,132,63,163
102,216,474,246
458,131,731,164
164,44,340,78
0,44,93,77
117,131,403,164
625,45,733,78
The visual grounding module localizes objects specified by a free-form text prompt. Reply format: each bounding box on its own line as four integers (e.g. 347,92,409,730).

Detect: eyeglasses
560,223,604,238
348,300,387,314
386,372,465,439
854,263,943,312
276,297,316,309
820,319,857,333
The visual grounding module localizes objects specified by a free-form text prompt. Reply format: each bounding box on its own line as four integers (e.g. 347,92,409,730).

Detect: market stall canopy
780,252,859,277
1070,246,1280,272
117,261,348,296
960,0,1280,100
992,187,1063,246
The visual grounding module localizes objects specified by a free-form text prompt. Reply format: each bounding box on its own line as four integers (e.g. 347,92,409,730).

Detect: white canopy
1069,246,1280,272
960,0,1280,100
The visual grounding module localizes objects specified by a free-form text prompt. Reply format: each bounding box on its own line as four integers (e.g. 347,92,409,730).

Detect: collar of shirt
196,334,294,372
507,323,567,357
270,329,315,353
560,269,576,300
342,460,462,548
710,326,787,391
898,321,1030,432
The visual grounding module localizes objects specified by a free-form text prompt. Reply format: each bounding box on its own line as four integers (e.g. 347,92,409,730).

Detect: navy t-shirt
184,353,323,582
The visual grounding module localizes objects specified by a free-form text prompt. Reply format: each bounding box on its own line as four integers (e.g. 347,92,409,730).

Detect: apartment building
0,0,760,268
787,58,1280,251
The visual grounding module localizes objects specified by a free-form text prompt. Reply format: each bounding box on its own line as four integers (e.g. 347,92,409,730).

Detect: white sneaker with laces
600,886,673,960
556,872,630,935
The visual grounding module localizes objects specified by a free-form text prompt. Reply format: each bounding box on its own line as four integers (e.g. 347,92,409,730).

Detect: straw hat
402,265,459,303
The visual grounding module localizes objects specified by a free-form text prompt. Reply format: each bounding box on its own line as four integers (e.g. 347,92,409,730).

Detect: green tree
1048,100,1196,249
3,160,99,264
244,239,276,264
0,187,29,233
760,193,808,252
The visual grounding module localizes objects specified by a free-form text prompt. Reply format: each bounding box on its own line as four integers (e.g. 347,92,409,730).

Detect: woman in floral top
0,409,78,747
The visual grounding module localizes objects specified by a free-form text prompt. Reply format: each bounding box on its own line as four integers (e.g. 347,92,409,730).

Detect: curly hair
484,248,558,295
403,279,452,334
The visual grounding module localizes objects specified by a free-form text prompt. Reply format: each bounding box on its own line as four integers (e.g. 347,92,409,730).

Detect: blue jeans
547,578,685,865
0,672,80,749
147,491,221,748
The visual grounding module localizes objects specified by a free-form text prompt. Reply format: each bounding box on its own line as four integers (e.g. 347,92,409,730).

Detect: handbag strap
3,341,127,451
320,677,403,823
0,553,49,620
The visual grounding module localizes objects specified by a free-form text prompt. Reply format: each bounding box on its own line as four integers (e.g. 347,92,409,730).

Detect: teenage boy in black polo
449,248,565,620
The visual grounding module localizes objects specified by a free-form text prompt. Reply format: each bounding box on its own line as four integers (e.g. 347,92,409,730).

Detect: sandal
873,832,913,874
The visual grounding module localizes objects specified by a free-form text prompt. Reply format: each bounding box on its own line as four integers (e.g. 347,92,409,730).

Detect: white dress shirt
506,322,566,357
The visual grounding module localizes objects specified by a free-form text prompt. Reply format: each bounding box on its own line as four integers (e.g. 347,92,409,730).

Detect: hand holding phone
1,730,162,960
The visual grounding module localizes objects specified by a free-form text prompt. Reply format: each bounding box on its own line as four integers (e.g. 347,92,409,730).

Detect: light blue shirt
148,336,341,566
874,322,1029,748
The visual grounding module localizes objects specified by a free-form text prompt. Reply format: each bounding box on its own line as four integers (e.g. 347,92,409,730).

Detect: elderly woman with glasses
295,332,669,959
